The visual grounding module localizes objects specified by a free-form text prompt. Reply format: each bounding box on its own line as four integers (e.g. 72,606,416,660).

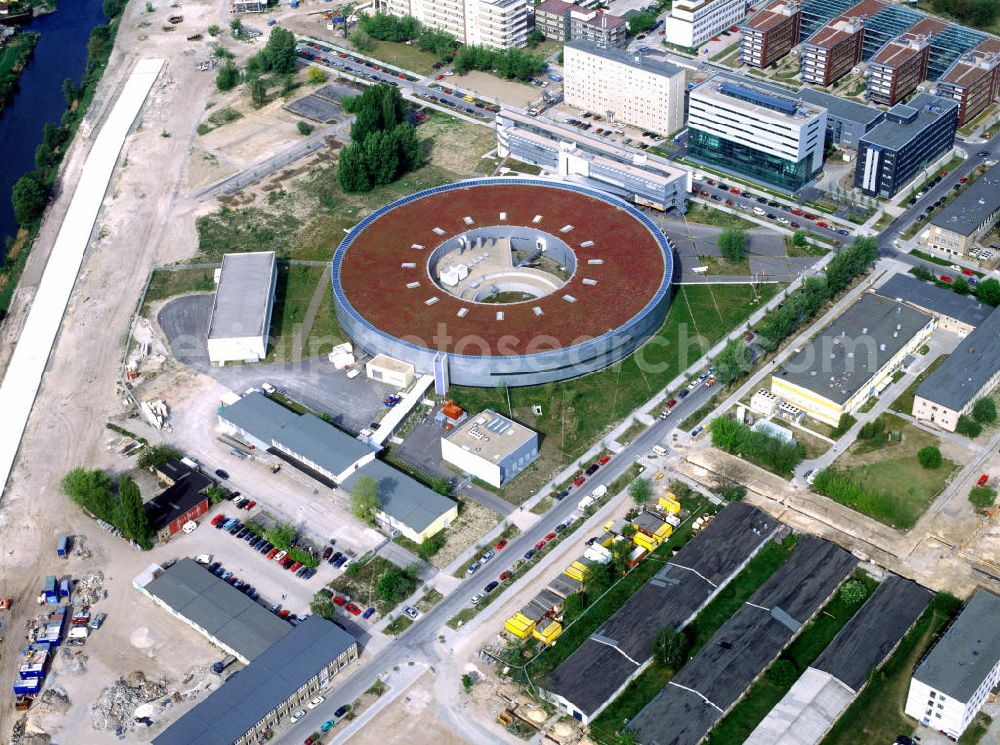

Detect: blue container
57,535,69,558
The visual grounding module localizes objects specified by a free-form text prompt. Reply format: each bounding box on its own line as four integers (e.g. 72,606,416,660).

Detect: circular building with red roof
332,179,674,387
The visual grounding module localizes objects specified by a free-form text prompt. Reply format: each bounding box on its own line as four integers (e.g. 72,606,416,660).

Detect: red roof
337,183,667,357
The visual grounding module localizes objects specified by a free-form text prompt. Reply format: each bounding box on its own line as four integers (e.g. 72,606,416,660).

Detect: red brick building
936,39,1000,126
739,0,801,70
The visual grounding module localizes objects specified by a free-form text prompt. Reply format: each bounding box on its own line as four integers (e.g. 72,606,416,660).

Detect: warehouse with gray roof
544,503,778,724
153,615,359,745
923,165,1000,257
878,273,992,336
206,251,277,364
912,307,1000,432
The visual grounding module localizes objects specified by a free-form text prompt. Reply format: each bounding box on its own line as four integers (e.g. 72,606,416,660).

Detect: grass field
450,283,780,503
367,39,441,76
589,534,799,742
704,572,879,745
821,593,961,745
266,264,345,362
140,267,216,314
891,355,945,415
327,556,419,616
700,255,751,275
684,203,756,230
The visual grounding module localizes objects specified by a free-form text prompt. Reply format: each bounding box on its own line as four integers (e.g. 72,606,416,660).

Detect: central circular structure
332,179,674,387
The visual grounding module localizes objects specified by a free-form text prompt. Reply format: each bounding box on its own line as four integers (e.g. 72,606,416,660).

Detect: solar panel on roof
718,81,798,115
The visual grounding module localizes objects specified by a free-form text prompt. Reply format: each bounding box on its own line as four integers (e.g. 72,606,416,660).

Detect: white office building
664,0,746,49
206,251,277,365
904,589,1000,739
563,39,686,136
376,0,529,49
688,75,826,190
441,410,538,488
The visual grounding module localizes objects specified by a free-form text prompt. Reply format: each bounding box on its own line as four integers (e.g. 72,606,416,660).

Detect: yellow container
633,532,658,552
564,561,590,581
653,522,673,542
658,495,681,515
504,613,536,639
532,620,563,645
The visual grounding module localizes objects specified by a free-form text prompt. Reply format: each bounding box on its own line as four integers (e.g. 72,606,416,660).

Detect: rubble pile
73,571,105,606
10,716,51,745
91,672,168,733
32,689,71,715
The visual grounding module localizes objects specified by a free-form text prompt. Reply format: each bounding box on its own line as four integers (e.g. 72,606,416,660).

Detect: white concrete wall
441,438,502,487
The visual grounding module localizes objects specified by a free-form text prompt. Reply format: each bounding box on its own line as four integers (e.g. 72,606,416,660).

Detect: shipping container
564,560,591,582
43,576,57,602
532,620,562,645
68,626,89,640
58,578,71,600
13,678,41,696
504,614,535,639
56,535,70,558
658,495,681,515
633,532,658,552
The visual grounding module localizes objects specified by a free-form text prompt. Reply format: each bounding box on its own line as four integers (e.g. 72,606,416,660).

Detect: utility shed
206,251,277,364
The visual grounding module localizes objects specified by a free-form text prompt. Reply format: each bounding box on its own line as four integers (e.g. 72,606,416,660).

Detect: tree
628,477,652,506
363,129,399,186
216,61,240,92
137,444,181,471
230,18,243,35
392,121,423,171
461,673,474,693
653,627,690,669
969,485,997,510
350,29,376,53
297,120,313,136
952,277,971,295
610,539,632,576
310,595,337,620
839,578,868,606
714,337,751,386
792,229,807,247
627,10,658,34
306,65,326,85
430,477,452,496
562,592,586,623
337,142,373,193
617,732,638,745
376,564,418,603
205,485,227,504
975,277,1000,306
583,562,613,600
62,468,116,522
350,476,382,521
11,172,48,226
247,77,268,108
718,228,747,263
917,445,942,469
208,23,221,36
262,27,297,75
118,474,151,547
527,28,545,47
62,78,80,106
973,397,997,424
957,415,983,438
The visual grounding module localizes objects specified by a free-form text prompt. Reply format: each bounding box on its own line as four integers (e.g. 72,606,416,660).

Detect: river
0,0,106,258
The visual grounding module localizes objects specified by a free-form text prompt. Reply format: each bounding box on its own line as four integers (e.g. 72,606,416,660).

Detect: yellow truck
532,620,563,645
504,613,536,639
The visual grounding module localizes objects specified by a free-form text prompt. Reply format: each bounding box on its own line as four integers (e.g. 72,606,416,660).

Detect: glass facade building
688,128,815,190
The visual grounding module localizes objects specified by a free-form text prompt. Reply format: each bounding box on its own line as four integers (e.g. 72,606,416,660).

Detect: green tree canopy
975,277,1000,306
718,228,747,263
62,468,116,522
653,627,690,669
118,474,152,547
917,445,942,469
628,477,652,506
260,26,297,74
973,397,997,424
351,476,382,521
216,61,240,91
137,444,181,471
11,172,48,226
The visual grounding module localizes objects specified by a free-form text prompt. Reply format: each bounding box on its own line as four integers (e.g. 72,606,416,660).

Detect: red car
338,52,347,58
436,74,445,80
666,398,677,409
346,603,361,615
962,268,974,276
940,170,949,177
278,609,291,618
267,548,279,559
816,221,829,229
803,213,816,220
978,474,989,487
598,454,611,465
244,500,256,510
332,595,346,606
372,65,380,70
211,514,224,526
960,177,969,183
535,540,546,550
289,561,303,572
729,187,740,195
545,532,556,541
706,179,716,185
940,275,954,284
415,112,426,121
573,476,586,487
790,208,803,216
495,539,508,550
499,571,512,581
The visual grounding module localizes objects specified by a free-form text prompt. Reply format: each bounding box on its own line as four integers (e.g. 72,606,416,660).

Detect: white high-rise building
562,40,686,136
374,0,529,49
663,0,747,49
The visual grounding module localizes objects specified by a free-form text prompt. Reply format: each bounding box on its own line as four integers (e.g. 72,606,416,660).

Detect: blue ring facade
331,178,674,388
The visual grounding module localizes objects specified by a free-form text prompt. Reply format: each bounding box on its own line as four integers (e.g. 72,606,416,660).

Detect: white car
403,606,419,620
308,696,325,709
470,593,484,604
290,710,306,723
274,550,287,562
776,216,790,225
182,520,198,534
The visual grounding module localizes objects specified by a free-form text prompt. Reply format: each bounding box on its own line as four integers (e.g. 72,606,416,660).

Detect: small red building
144,459,212,542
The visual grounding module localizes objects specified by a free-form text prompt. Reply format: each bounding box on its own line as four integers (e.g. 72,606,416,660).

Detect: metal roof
928,165,1000,236
207,251,276,341
878,273,992,328
775,292,932,406
144,468,214,532
445,410,537,464
744,668,854,745
218,392,299,446
342,459,456,534
142,558,291,662
152,616,357,745
859,93,958,151
913,589,1000,702
798,87,885,127
915,306,1000,412
565,38,684,79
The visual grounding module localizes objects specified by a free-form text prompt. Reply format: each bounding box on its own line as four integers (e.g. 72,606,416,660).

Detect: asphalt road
274,376,718,743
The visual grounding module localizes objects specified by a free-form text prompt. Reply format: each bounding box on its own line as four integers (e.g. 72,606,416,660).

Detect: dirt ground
429,498,501,569
450,70,538,108
350,672,469,745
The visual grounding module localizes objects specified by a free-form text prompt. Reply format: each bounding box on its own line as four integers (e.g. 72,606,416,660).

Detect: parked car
211,514,225,526
362,607,376,620
471,592,484,604
484,581,499,593
978,473,989,487
523,548,536,561
466,561,481,576
335,704,352,718
495,539,508,551
572,476,586,487
403,606,419,619
598,454,611,465
323,547,334,561
535,540,546,550
585,463,599,475
499,570,512,581
321,720,337,732
290,710,306,723
267,548,279,559
480,550,495,563
332,595,346,607
308,696,325,709
274,550,287,562
545,532,557,541
89,613,107,629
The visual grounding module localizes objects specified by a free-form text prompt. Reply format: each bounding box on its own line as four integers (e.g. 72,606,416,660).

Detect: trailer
56,535,70,558
58,578,71,600
43,576,58,604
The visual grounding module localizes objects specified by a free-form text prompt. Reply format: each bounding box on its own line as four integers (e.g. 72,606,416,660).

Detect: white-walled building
441,410,538,488
664,0,747,49
563,39,686,136
206,251,277,364
375,0,529,49
904,590,1000,739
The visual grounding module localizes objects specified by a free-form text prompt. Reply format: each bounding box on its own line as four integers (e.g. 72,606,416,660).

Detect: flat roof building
377,0,529,48
495,108,691,212
563,40,686,138
878,273,991,336
912,306,1000,432
688,74,826,191
135,558,292,664
771,291,934,425
923,165,1000,257
207,251,277,365
799,87,885,149
855,93,958,198
664,0,747,49
534,0,627,48
152,616,359,745
740,0,802,69
441,409,538,488
905,590,1000,739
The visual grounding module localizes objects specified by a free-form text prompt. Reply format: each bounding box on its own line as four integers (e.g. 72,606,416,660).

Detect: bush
830,413,856,438
969,485,997,510
857,416,887,442
628,477,652,506
973,397,997,424
627,10,658,34
839,578,869,606
306,65,326,85
375,563,420,604
653,627,690,669
709,416,806,477
216,62,239,91
917,446,942,469
11,171,49,226
297,120,313,136
811,469,893,520
975,277,1000,306
137,444,181,471
957,415,983,438
718,227,747,262
792,230,808,247
350,475,382,521
417,532,446,560
718,485,746,502
349,29,375,53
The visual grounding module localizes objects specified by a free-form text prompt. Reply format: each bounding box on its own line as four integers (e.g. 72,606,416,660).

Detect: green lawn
699,255,751,276
704,572,879,745
821,594,961,745
327,556,418,616
891,355,946,415
450,283,780,503
684,203,756,230
266,264,345,362
588,534,799,742
367,39,441,76
617,420,647,445
140,267,216,314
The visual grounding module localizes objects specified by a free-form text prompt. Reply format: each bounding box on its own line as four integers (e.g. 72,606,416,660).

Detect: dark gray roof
566,38,684,78
879,273,992,329
813,575,930,691
775,292,933,405
929,165,1000,236
799,88,885,127
142,558,291,661
627,537,856,745
219,392,299,446
207,251,276,340
545,503,777,717
152,616,357,745
860,94,958,152
342,459,456,534
915,307,1000,411
144,469,214,532
913,589,1000,702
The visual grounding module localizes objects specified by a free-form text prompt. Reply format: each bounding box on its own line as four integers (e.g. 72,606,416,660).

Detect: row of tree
337,85,423,193
61,468,152,548
452,44,546,80
911,264,1000,306
354,12,457,58
709,416,806,477
927,0,997,29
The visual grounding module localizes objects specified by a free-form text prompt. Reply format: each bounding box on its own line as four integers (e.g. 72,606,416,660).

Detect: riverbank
0,30,40,113
0,1,118,321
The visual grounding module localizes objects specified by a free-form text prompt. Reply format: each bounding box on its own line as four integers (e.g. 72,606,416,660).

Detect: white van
182,520,198,534
592,485,608,500
652,445,668,456
578,495,595,511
